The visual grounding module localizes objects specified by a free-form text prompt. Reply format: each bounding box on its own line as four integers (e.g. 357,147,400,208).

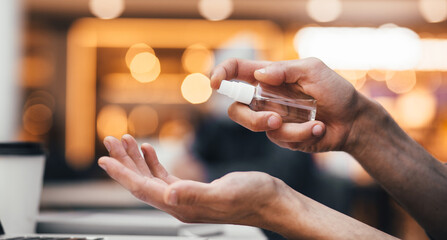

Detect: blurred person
98,58,447,240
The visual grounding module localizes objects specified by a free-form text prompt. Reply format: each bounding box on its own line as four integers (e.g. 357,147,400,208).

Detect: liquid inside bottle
249,83,316,123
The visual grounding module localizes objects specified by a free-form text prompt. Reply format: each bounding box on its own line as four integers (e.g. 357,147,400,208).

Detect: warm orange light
128,105,159,137
417,38,447,71
89,0,125,20
125,43,155,68
25,91,56,111
96,105,128,141
198,0,234,21
23,104,53,136
374,96,399,121
368,69,396,82
419,0,447,23
130,52,157,73
66,19,98,169
159,120,193,141
66,18,283,167
129,52,161,83
386,71,417,94
22,56,54,87
306,0,342,23
181,73,213,104
335,70,367,90
159,119,194,148
395,89,437,128
182,43,214,74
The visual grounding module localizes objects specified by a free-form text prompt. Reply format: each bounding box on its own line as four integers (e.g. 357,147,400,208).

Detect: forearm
258,183,397,240
345,94,447,239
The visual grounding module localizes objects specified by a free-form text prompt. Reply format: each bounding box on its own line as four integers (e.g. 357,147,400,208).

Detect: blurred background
1,0,446,239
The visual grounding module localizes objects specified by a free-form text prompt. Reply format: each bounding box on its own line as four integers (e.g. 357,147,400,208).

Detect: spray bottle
217,80,317,123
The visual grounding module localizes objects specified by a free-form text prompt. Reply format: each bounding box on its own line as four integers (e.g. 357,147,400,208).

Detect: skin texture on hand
210,58,362,153
99,134,285,226
99,134,398,240
211,58,447,239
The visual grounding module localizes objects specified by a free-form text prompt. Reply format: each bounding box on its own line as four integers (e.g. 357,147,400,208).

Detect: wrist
257,178,306,239
342,93,393,158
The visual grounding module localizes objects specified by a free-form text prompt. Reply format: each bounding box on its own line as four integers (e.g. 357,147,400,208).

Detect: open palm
98,134,283,225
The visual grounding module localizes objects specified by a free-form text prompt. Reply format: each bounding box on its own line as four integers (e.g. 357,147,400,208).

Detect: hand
98,134,289,226
99,134,399,240
210,58,367,153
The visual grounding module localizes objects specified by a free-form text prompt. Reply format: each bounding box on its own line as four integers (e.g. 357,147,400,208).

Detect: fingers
228,102,282,132
164,180,214,206
103,136,141,174
266,121,326,143
121,134,152,177
254,58,327,86
98,156,165,206
210,58,271,89
141,143,179,184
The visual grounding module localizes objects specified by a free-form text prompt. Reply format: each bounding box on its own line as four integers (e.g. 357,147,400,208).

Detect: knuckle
129,177,146,197
306,57,326,71
249,115,266,132
225,58,238,66
306,57,323,66
181,192,198,206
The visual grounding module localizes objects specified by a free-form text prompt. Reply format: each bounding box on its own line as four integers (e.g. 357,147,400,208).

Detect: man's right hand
210,58,371,153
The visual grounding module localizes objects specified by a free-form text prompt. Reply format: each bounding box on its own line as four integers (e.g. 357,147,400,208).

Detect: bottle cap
217,80,255,105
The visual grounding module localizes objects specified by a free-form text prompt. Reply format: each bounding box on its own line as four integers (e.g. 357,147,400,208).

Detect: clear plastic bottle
217,80,317,123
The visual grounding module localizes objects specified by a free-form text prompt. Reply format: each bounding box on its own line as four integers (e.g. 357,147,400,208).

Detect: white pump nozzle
217,80,255,105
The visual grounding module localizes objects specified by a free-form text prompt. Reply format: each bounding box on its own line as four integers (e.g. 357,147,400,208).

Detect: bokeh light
306,0,342,23
25,91,56,111
159,119,193,143
374,96,403,122
418,0,447,23
295,27,421,70
335,70,367,90
181,73,212,104
198,0,234,21
417,38,447,71
89,0,125,20
395,89,437,128
386,70,417,94
125,43,155,68
23,104,53,136
22,56,54,87
368,69,396,82
128,105,159,137
130,52,157,73
129,52,161,83
97,105,127,140
182,43,214,74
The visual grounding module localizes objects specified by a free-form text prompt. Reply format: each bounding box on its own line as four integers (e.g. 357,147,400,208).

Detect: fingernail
121,138,128,150
98,162,107,171
210,71,216,81
256,68,266,74
167,190,178,206
312,125,324,137
104,140,111,152
268,116,281,129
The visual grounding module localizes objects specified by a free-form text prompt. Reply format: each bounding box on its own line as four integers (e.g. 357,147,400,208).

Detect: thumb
267,121,326,142
164,180,212,206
